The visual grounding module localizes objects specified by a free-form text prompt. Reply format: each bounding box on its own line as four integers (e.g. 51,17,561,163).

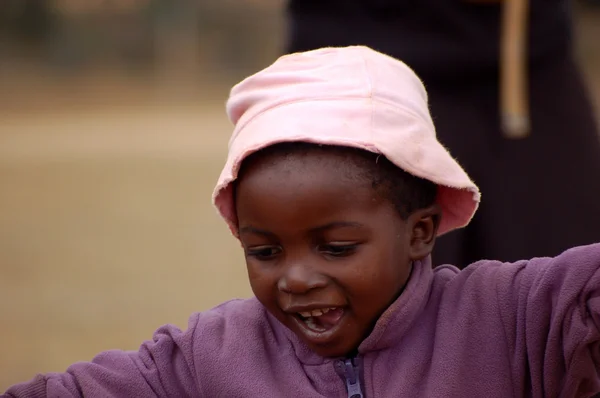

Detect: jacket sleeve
495,243,600,397
2,314,202,398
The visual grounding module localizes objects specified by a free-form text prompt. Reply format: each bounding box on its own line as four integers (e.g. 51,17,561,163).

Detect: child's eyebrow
238,222,365,237
309,221,365,233
238,226,276,238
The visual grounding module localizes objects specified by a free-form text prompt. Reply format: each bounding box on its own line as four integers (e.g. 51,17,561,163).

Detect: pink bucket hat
213,46,480,237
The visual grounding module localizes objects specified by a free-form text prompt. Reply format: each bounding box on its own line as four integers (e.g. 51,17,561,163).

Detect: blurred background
0,0,598,390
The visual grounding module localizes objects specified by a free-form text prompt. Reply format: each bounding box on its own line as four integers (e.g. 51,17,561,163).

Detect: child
3,46,600,397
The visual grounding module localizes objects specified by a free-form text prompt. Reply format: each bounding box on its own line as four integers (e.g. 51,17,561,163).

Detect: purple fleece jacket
4,243,600,397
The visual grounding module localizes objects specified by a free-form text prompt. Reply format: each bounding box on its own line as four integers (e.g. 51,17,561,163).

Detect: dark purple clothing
4,244,600,397
286,0,600,267
286,0,572,85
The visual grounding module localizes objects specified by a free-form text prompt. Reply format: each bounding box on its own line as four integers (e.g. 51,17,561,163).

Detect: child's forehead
237,144,377,182
234,148,393,228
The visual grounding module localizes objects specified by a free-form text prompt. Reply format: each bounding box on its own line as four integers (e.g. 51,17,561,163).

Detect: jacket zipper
335,357,364,398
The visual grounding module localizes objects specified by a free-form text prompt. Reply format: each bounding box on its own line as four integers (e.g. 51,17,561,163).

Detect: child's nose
277,263,327,295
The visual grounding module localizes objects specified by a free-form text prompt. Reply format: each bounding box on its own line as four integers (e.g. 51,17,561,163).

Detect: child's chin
304,337,358,359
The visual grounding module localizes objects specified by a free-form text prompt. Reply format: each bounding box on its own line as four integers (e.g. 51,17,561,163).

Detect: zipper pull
342,358,364,398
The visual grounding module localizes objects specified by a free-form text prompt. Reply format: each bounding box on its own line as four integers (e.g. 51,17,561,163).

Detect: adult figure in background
284,0,600,268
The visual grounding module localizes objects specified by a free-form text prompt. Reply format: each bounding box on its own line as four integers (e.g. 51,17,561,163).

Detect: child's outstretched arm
2,314,201,397
496,243,600,395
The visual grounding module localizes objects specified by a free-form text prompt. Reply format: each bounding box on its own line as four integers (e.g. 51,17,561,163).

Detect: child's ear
407,204,441,260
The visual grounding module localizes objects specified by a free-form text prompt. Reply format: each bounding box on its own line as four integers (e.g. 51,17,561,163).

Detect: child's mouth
291,307,346,341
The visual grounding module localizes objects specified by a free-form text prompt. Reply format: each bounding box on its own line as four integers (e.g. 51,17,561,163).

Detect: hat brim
213,98,480,237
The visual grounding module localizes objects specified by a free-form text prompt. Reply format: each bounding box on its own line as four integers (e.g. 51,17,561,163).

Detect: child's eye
246,246,282,260
319,243,358,257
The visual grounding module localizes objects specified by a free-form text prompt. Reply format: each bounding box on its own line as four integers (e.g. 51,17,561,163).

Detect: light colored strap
500,0,531,138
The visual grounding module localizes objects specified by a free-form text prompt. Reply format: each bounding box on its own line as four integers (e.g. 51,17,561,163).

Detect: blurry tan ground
0,102,253,388
0,5,599,391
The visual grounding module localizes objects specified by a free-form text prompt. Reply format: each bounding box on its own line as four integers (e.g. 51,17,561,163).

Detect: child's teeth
298,308,338,318
305,317,323,331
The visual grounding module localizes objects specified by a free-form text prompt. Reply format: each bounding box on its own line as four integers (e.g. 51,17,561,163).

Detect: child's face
235,150,436,358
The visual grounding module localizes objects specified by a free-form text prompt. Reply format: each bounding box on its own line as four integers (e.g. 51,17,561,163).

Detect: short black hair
236,142,437,220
